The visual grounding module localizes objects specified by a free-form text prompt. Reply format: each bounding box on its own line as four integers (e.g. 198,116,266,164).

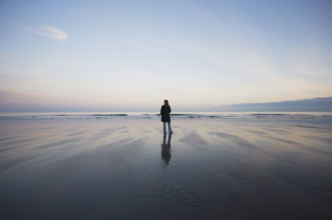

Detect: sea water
1,111,332,121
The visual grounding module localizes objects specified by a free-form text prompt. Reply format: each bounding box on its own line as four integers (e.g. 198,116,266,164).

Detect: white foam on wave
1,112,332,120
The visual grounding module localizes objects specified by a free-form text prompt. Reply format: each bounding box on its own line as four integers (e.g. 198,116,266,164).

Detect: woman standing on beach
160,100,173,134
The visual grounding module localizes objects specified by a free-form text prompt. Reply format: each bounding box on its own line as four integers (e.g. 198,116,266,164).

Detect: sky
0,0,332,112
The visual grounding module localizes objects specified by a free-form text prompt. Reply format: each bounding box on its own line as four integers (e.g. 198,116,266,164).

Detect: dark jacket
160,105,171,122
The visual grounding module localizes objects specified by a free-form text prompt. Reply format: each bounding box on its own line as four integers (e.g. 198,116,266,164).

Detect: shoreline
1,111,332,121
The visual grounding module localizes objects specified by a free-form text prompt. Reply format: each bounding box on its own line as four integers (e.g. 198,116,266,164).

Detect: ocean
1,111,332,121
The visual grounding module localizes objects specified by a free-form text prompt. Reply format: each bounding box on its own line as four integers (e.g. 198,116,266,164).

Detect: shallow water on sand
1,118,332,219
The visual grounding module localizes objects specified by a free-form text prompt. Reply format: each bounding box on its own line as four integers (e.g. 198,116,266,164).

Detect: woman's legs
163,122,167,133
167,122,173,133
163,122,173,133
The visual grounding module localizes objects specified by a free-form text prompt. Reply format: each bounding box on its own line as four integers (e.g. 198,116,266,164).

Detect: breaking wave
1,112,332,120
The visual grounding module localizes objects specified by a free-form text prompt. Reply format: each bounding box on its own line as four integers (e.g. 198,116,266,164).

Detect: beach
1,114,332,219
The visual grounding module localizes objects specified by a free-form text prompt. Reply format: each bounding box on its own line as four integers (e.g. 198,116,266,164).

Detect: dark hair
164,100,169,106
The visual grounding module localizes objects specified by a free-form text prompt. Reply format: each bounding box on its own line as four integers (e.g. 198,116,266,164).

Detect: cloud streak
1,16,69,42
35,25,69,42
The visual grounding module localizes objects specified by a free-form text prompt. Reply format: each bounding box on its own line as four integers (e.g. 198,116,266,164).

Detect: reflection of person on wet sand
161,133,172,165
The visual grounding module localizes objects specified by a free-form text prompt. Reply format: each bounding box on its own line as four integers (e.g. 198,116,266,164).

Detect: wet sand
1,118,332,219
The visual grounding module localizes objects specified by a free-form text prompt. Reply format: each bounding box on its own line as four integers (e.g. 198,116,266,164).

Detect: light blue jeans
163,122,172,133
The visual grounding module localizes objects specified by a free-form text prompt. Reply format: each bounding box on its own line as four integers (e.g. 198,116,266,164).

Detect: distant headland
211,97,332,112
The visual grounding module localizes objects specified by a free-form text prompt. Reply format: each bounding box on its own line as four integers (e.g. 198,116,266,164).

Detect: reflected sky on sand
1,118,332,219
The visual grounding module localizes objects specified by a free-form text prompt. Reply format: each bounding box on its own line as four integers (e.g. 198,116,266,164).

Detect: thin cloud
36,25,69,42
0,16,69,42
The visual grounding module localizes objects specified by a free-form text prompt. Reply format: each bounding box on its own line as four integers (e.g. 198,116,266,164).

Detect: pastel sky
1,0,331,112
